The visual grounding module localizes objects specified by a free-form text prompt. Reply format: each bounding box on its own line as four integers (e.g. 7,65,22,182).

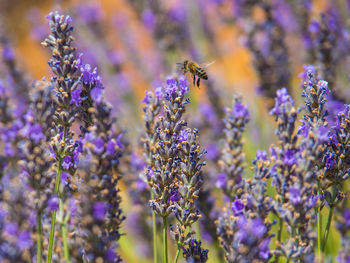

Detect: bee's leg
197,78,200,88
193,75,196,86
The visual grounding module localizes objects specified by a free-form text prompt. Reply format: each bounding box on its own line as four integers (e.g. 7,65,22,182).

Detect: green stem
274,218,283,263
316,180,322,259
174,246,181,263
277,217,283,242
322,205,334,251
163,217,168,263
151,192,158,263
36,190,42,263
195,221,202,241
47,210,57,263
61,199,71,262
47,127,67,263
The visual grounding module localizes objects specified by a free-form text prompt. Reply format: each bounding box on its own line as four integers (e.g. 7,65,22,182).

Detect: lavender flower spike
218,95,249,200
42,11,83,262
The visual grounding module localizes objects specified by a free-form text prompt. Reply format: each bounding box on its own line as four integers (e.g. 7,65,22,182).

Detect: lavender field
0,0,349,262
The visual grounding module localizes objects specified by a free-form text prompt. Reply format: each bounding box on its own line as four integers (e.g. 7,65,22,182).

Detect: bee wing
199,61,215,68
176,62,184,70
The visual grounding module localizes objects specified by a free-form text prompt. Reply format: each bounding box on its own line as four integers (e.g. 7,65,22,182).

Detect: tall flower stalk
217,95,249,200
42,12,82,263
142,76,207,263
142,88,162,263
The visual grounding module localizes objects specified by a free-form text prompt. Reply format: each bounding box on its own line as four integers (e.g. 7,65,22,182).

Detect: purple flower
18,231,32,250
317,126,329,143
259,238,271,260
344,209,350,227
142,91,150,104
62,155,74,170
256,150,267,161
130,153,145,171
252,218,267,239
76,3,103,23
177,129,189,142
206,143,220,160
283,149,297,166
269,88,294,116
318,80,330,95
168,3,186,23
324,153,336,170
2,121,22,141
2,45,14,61
28,123,45,143
0,80,5,95
236,217,266,242
142,9,156,31
155,86,163,98
116,134,124,149
200,104,218,124
309,194,321,208
91,87,103,104
269,147,278,160
48,195,59,211
170,190,181,202
4,222,18,236
4,143,15,157
105,247,118,262
93,202,107,221
70,87,82,106
289,188,302,205
136,178,148,191
68,198,78,219
298,120,310,137
178,75,189,94
216,173,226,188
231,200,244,216
73,139,83,161
61,172,68,184
232,102,249,119
106,141,116,155
308,20,320,33
165,77,177,95
93,138,105,154
81,64,94,84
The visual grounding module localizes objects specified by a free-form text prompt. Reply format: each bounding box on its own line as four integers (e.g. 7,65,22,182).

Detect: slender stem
47,127,67,263
316,180,322,259
151,192,158,263
274,218,283,263
195,221,202,241
163,217,168,263
277,217,283,242
61,199,71,262
174,246,181,263
322,206,334,251
36,190,42,263
47,210,57,263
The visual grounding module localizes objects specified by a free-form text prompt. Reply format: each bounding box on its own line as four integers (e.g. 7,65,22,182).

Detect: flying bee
177,60,214,88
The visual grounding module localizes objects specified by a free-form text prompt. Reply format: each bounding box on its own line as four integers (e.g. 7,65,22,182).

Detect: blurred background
1,0,349,261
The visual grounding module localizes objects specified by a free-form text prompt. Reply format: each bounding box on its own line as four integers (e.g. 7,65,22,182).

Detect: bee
177,60,214,88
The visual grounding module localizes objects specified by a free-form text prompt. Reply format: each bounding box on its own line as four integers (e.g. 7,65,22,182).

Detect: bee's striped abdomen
196,68,208,79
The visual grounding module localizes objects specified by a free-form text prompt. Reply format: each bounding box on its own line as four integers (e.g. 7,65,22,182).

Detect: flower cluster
233,0,291,99
308,9,350,102
1,2,350,263
216,150,274,263
217,95,249,200
269,86,316,261
77,99,125,262
142,77,207,262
